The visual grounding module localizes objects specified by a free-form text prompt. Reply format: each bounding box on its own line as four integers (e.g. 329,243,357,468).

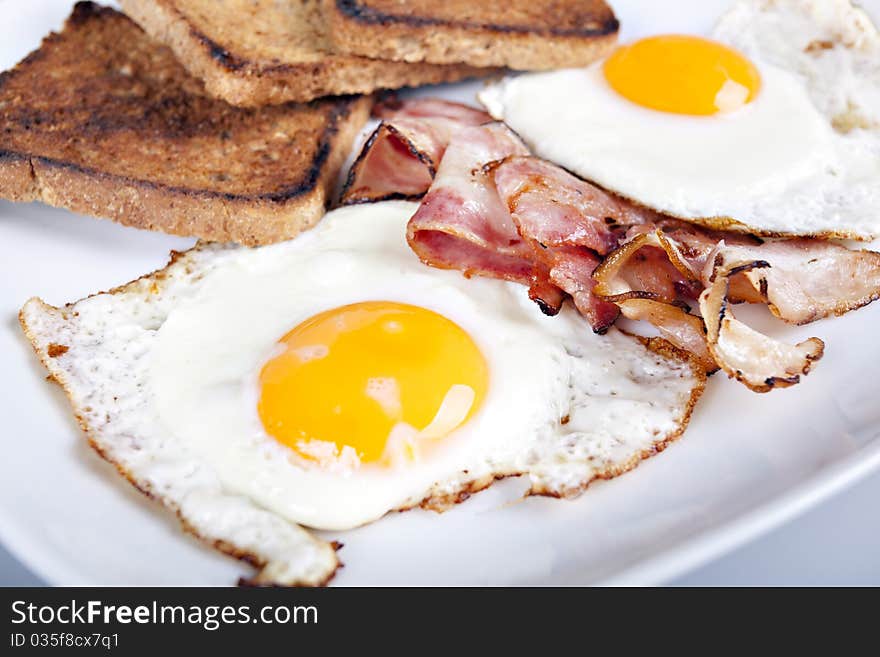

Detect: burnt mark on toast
70,1,108,25
334,0,619,38
0,150,28,164
208,43,243,71
1,96,361,204
187,28,318,76
4,83,258,145
192,32,247,72
261,100,351,203
264,138,332,202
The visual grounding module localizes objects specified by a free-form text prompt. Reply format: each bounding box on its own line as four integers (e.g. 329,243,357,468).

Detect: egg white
21,202,703,584
480,0,880,239
150,201,703,530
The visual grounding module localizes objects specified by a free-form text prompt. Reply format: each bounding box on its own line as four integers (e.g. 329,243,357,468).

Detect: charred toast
119,0,491,107
0,2,371,246
324,0,619,69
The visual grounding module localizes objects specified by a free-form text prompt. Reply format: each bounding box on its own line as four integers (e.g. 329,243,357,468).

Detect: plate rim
595,438,880,585
3,0,880,588
2,434,879,585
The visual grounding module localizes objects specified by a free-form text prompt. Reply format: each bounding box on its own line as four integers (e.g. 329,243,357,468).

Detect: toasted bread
118,0,491,107
0,2,372,246
324,0,619,69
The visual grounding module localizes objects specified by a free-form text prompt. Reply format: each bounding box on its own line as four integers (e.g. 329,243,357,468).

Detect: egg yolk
257,301,489,468
603,35,761,116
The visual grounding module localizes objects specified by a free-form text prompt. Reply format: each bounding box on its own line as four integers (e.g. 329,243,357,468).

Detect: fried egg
21,201,703,585
479,0,880,239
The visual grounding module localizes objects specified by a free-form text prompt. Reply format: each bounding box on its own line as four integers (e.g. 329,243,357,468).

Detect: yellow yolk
257,301,489,467
603,35,762,116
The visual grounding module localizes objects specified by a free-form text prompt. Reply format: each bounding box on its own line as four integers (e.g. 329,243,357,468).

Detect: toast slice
118,0,491,107
324,0,619,69
0,2,372,246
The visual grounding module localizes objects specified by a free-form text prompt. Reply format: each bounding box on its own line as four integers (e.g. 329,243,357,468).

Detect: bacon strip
616,298,716,372
709,240,880,325
592,231,714,369
407,136,626,329
493,156,652,255
593,230,701,302
700,262,825,392
410,142,880,347
341,99,491,205
539,246,619,331
645,223,880,323
593,228,856,387
493,156,653,328
406,123,533,283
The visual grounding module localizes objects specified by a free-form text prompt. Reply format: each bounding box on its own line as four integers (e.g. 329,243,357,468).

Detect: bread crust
0,3,372,246
325,0,619,69
120,0,492,107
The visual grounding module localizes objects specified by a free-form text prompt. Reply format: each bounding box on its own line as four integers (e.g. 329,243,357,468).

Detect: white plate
1,0,879,586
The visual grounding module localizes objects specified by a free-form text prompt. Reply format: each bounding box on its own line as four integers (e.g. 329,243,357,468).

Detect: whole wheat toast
324,0,619,69
0,2,371,246
119,0,491,107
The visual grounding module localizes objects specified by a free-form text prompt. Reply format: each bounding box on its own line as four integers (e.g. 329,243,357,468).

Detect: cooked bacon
406,227,534,283
493,156,652,256
593,231,714,369
615,298,716,372
406,123,533,283
596,230,834,386
600,220,880,377
700,262,825,392
490,156,667,330
709,239,880,325
340,121,438,204
598,230,876,388
643,223,880,323
341,99,491,205
620,246,702,302
593,230,700,303
538,246,619,331
349,104,879,392
527,259,568,316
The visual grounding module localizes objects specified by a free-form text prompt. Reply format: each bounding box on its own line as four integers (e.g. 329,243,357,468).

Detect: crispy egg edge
18,247,341,587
